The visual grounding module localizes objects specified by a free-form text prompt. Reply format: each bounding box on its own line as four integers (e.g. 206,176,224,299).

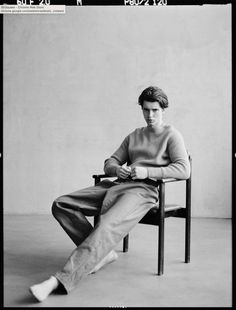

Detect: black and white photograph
2,1,232,307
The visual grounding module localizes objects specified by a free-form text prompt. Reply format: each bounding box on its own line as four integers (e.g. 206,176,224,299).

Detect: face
142,101,164,128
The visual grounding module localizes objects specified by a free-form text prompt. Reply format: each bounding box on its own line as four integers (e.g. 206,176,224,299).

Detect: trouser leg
54,182,158,293
51,179,115,246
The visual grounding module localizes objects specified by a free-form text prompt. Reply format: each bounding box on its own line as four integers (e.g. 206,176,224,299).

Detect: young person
30,86,190,302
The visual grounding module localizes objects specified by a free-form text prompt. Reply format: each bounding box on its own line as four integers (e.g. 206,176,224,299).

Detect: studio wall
3,5,231,217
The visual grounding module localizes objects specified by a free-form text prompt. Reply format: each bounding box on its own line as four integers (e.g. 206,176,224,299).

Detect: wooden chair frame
92,155,192,275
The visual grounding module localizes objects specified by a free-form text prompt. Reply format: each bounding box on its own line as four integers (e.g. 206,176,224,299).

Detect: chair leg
158,183,165,275
185,177,191,263
158,222,164,275
123,234,129,252
185,214,191,263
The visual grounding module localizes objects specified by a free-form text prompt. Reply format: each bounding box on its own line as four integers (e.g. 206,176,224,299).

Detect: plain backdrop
3,5,231,217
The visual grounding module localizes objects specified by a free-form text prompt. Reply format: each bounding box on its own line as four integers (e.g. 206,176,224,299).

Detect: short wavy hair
138,86,169,109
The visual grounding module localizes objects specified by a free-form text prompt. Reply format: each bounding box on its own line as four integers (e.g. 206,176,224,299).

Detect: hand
131,166,148,180
116,166,131,179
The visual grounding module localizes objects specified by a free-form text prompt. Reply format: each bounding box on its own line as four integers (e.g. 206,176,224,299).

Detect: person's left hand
131,167,148,180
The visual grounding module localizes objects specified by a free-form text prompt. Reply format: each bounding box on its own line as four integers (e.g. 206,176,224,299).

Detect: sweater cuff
147,167,163,179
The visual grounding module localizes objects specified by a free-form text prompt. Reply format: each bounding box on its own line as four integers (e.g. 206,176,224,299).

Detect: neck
146,122,164,133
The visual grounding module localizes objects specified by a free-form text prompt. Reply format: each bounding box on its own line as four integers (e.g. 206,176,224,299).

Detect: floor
3,215,232,307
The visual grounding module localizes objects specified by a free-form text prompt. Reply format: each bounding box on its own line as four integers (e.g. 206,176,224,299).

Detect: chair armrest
158,178,187,184
92,174,110,179
92,175,188,184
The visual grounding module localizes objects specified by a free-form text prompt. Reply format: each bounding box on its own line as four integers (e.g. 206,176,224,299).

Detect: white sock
89,250,118,274
29,275,59,302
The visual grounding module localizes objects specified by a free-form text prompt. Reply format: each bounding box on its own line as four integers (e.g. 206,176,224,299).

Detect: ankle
49,276,59,290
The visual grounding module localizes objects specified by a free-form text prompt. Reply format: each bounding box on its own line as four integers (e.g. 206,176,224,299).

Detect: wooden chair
92,154,192,275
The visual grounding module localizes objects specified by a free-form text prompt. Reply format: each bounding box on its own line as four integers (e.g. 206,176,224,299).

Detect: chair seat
139,204,185,225
148,204,183,212
164,204,183,211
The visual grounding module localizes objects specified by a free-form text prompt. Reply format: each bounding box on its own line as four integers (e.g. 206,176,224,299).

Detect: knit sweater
104,124,190,180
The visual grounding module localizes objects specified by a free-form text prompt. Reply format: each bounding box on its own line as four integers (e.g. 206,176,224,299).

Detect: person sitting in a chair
30,85,190,302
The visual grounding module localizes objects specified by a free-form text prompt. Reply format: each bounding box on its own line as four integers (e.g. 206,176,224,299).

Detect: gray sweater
104,124,190,180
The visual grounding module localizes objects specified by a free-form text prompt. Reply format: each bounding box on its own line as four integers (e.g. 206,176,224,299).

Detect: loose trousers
52,179,158,293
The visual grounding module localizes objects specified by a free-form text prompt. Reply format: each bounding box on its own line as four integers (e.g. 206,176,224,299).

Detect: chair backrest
188,152,192,179
185,150,192,178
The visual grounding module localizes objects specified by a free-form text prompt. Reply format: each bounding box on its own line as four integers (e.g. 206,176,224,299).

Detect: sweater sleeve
147,130,190,180
104,136,130,176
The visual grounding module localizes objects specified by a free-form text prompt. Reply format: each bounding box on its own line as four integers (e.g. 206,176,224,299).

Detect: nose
148,110,154,118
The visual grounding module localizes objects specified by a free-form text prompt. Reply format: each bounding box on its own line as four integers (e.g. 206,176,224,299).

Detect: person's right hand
116,166,131,179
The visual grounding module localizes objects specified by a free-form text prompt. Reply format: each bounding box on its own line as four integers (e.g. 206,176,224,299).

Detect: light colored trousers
52,178,158,293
